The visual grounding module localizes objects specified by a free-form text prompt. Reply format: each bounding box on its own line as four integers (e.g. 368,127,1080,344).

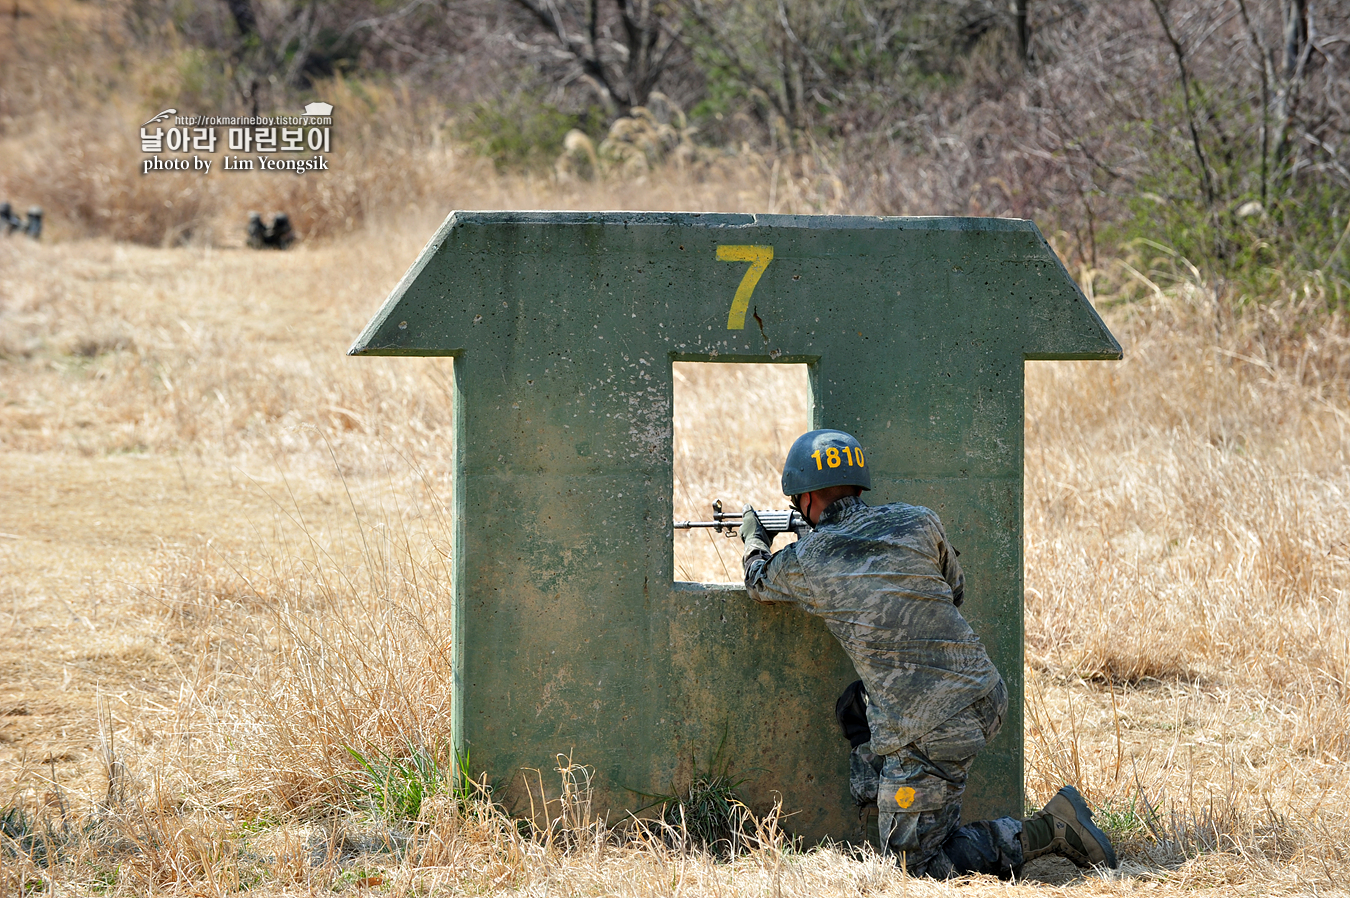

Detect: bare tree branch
505,0,679,115
1148,0,1217,206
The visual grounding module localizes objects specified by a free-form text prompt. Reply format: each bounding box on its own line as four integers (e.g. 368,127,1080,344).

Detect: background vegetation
3,0,1349,290
2,1,1350,895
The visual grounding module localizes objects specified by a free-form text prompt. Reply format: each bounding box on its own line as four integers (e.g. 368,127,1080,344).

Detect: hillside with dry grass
4,1,1350,896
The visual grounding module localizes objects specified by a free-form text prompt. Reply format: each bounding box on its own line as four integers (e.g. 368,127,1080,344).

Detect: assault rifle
673,499,809,538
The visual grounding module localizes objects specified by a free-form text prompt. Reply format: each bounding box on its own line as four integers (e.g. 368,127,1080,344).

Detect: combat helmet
781,429,872,497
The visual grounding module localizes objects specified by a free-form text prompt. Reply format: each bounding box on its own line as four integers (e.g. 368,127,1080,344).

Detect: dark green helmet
781,429,872,496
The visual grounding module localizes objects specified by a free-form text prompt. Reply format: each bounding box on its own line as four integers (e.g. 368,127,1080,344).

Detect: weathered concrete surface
350,212,1120,843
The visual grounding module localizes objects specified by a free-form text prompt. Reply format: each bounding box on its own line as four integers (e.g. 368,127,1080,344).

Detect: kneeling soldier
741,429,1118,878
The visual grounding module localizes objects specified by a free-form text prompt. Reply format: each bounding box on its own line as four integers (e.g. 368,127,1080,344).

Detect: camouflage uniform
743,495,1023,878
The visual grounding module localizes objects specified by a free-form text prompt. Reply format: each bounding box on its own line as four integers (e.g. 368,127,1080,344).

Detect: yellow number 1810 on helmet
780,429,872,497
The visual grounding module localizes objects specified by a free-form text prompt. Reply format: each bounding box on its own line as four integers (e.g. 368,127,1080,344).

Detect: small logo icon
142,108,177,127
303,102,333,116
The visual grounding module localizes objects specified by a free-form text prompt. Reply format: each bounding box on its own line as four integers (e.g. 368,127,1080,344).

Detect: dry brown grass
0,2,805,248
673,361,812,583
0,1,866,262
1022,258,1350,880
5,206,1350,896
0,95,819,247
4,13,1350,892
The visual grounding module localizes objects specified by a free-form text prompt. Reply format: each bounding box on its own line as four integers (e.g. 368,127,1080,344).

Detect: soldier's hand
740,505,772,547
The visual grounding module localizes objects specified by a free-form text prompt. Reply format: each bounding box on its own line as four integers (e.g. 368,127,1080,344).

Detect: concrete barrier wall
350,212,1121,843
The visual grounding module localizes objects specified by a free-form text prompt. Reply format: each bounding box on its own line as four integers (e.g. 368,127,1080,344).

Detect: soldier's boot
1020,786,1118,869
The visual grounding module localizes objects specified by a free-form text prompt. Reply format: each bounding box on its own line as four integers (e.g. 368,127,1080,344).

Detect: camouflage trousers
851,679,1023,878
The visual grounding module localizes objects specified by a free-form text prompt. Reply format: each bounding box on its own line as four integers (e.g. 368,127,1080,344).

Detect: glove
739,504,772,547
834,680,872,748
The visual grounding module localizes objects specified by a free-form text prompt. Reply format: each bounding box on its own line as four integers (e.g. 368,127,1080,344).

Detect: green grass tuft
343,743,478,822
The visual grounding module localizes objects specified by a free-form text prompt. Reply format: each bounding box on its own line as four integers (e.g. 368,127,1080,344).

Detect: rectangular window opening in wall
673,361,813,585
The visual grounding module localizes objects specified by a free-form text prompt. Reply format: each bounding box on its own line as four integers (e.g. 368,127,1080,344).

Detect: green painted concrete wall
350,212,1121,843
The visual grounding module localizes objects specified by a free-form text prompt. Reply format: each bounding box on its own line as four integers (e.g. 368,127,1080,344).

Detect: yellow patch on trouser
893,786,917,809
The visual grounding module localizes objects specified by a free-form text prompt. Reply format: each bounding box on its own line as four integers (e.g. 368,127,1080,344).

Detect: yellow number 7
717,245,774,329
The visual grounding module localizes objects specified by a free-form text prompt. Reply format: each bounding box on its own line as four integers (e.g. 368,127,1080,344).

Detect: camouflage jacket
743,495,1001,755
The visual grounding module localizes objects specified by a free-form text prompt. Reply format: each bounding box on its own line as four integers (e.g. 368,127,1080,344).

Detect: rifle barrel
673,507,807,535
